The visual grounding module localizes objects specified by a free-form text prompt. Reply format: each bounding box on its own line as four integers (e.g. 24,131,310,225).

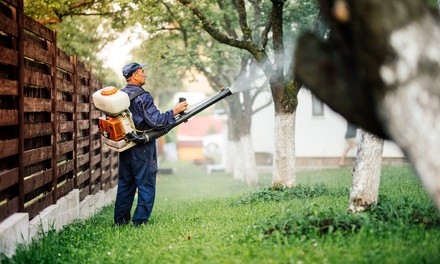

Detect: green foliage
234,184,349,205
427,0,440,9
24,1,134,86
24,0,135,25
54,16,121,85
247,195,439,244
130,2,243,88
2,164,440,263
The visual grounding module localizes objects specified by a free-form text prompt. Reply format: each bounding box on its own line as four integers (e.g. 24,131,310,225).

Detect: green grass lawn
3,162,440,263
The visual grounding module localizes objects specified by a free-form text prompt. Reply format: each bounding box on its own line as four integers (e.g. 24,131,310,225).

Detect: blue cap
122,62,146,79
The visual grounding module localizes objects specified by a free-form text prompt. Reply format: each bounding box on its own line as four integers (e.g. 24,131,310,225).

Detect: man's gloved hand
173,98,188,116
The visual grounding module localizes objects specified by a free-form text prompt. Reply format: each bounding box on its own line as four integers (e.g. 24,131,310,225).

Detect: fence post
17,0,25,213
88,69,93,194
51,31,58,203
73,55,78,188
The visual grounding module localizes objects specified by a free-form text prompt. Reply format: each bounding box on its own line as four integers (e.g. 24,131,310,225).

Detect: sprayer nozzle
222,87,233,95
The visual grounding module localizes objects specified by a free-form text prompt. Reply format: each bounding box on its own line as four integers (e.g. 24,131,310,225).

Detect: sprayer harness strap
126,89,148,134
128,89,147,101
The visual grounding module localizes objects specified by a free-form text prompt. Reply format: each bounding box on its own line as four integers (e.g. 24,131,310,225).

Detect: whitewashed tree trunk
377,14,440,209
232,139,245,182
348,130,384,212
241,134,258,186
272,113,296,188
234,135,258,186
226,136,258,186
225,139,236,174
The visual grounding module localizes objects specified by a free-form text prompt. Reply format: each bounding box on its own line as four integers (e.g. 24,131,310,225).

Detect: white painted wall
251,88,404,158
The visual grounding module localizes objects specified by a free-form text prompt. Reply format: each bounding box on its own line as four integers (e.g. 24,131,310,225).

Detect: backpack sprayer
92,86,233,152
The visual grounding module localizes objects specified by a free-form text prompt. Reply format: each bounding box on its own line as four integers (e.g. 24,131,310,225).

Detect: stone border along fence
0,0,119,257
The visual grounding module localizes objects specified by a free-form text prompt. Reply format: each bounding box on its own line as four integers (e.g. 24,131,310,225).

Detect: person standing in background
338,122,358,167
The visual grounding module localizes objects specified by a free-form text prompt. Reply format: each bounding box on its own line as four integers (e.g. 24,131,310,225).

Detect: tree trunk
348,130,384,212
225,87,259,186
225,138,235,174
232,139,245,182
272,112,296,188
226,95,244,181
295,0,440,210
241,134,258,186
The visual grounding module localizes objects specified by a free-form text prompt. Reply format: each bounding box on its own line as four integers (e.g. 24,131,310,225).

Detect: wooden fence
0,0,118,223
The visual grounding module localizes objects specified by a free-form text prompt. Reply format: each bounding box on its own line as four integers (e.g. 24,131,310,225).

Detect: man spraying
114,62,188,226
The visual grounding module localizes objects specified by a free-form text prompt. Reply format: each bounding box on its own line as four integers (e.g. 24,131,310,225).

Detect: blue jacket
122,84,176,132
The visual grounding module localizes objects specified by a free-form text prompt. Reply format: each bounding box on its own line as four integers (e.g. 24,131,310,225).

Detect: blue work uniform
114,84,176,225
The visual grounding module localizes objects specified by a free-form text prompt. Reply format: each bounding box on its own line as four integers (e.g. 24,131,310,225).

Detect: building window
312,94,324,116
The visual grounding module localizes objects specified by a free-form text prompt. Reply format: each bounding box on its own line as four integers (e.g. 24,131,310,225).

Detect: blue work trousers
114,143,157,225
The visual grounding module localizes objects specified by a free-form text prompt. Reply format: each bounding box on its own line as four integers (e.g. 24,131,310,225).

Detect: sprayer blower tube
127,87,233,144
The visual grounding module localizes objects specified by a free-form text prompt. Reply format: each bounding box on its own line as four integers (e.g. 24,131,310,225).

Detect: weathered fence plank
90,168,101,182
77,169,90,185
0,139,19,159
23,123,52,138
0,197,19,222
0,79,18,95
90,140,101,152
23,169,52,193
0,13,18,37
77,137,89,149
56,160,74,176
76,103,90,114
2,0,19,8
0,110,19,127
24,97,52,112
77,120,90,131
25,191,53,219
56,101,74,113
24,41,52,65
0,110,18,126
56,49,74,73
23,69,52,88
0,46,18,66
77,154,90,167
58,121,74,133
0,168,19,192
90,184,100,195
55,78,74,93
55,179,74,200
56,141,73,156
23,15,53,42
23,146,52,167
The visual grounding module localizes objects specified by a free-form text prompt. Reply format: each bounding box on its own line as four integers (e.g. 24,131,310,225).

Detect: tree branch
159,0,189,46
216,0,238,38
176,0,275,79
69,0,98,10
260,10,272,48
36,11,121,25
271,0,284,77
235,0,252,41
177,0,249,49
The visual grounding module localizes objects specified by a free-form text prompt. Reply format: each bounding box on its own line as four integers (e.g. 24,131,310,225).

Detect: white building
251,88,405,167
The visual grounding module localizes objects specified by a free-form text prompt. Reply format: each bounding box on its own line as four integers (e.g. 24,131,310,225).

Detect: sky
97,25,144,74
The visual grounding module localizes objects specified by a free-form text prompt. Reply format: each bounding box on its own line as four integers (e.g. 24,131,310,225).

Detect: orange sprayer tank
98,116,126,141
